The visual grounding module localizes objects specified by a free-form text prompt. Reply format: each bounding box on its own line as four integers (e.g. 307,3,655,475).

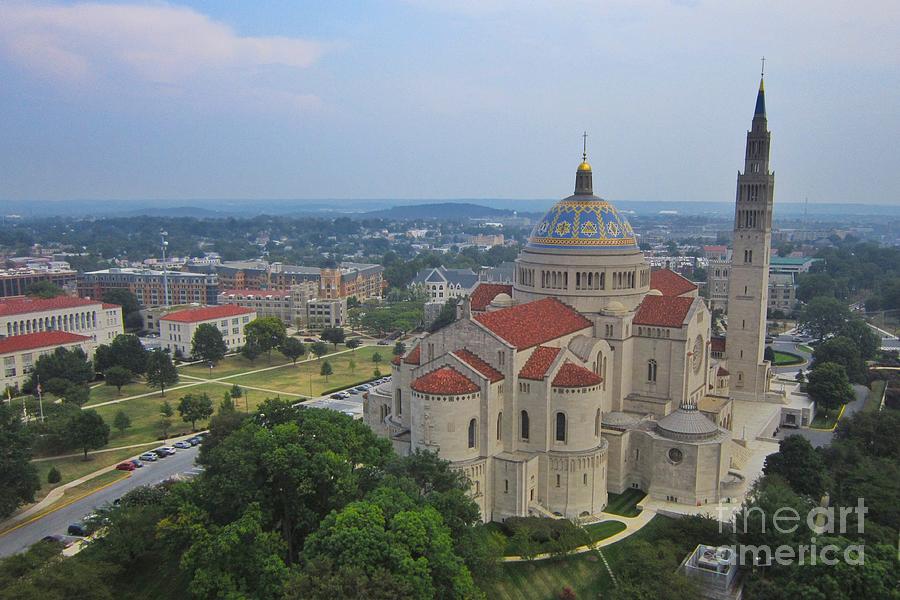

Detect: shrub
47,466,61,484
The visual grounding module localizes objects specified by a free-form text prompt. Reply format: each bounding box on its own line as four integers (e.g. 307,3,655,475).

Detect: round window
668,447,683,464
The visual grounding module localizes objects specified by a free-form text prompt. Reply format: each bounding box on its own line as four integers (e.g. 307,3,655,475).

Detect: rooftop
633,296,695,328
0,330,91,354
0,295,106,317
411,366,480,395
519,346,562,380
552,362,603,388
650,269,698,297
220,288,292,298
475,297,592,350
453,349,504,383
160,305,255,323
469,283,514,312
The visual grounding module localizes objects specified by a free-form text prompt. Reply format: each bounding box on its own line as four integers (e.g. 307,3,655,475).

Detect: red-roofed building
1,331,92,390
475,298,592,350
469,283,514,313
411,367,480,395
160,305,256,358
0,295,123,345
633,296,696,328
453,349,504,383
552,362,603,388
649,269,698,297
519,346,562,380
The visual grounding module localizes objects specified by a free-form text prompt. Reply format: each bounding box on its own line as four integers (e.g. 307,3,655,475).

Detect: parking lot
296,375,392,418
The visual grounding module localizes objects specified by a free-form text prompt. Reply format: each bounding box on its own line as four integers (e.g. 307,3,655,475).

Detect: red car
115,461,136,471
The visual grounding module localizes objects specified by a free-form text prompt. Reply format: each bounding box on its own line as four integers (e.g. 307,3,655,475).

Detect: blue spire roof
754,78,766,117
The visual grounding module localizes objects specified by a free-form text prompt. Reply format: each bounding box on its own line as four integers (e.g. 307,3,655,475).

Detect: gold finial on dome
578,131,591,171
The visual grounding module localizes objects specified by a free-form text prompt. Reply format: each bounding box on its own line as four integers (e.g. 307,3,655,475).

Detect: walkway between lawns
84,345,363,409
500,507,657,563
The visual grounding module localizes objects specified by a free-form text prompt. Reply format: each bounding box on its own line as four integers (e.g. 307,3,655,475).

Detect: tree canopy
245,317,287,361
191,323,227,365
146,349,178,396
0,403,40,518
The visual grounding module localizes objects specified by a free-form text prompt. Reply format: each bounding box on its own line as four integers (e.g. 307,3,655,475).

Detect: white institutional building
365,79,777,522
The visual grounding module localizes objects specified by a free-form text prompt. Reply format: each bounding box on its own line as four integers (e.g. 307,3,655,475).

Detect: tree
62,383,90,406
373,368,382,378
280,338,306,365
102,288,143,330
178,393,214,430
795,369,806,383
244,317,287,361
321,327,346,349
393,340,406,357
796,272,836,303
104,366,132,395
807,362,855,419
346,338,361,352
241,339,262,364
191,323,227,364
348,359,357,373
94,335,147,375
372,352,383,365
764,345,775,363
813,335,868,383
70,410,110,460
113,410,131,434
320,361,333,381
158,418,173,439
47,467,61,484
310,341,329,359
29,346,93,390
0,404,40,518
219,391,236,413
146,349,178,396
840,318,880,361
763,435,827,497
25,281,64,298
429,298,458,332
798,296,850,340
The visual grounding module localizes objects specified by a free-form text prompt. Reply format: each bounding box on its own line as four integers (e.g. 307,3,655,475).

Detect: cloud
0,1,325,110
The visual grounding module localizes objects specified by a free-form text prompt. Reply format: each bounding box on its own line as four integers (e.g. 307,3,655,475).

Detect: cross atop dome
575,132,593,194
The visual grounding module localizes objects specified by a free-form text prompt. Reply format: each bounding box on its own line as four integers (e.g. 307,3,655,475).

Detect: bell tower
726,67,774,401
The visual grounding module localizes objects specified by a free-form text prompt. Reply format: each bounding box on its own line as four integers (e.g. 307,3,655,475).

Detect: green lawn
604,488,645,517
228,345,386,397
179,350,292,378
863,380,887,413
810,405,844,429
773,350,805,366
584,520,627,542
88,380,158,404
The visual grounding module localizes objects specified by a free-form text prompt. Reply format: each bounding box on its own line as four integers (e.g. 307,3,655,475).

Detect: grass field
604,488,645,517
811,405,844,429
228,345,386,397
773,350,805,366
584,520,626,542
864,381,887,413
798,344,814,354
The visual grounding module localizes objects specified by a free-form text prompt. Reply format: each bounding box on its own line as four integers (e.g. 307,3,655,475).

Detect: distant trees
245,317,287,362
102,288,143,330
113,410,132,434
429,298,458,332
146,349,178,396
345,338,361,352
25,281,64,298
393,341,406,357
320,327,345,349
241,339,262,364
0,403,40,518
796,272,837,303
319,361,333,382
178,393,214,430
94,334,147,375
279,338,306,365
798,296,850,340
191,323,227,365
763,435,827,497
61,383,90,407
28,347,93,391
813,336,868,384
310,341,329,360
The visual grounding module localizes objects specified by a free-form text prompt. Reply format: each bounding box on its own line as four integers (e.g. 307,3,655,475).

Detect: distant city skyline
1,1,897,205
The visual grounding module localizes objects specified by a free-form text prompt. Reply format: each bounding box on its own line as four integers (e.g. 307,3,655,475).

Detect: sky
0,1,898,205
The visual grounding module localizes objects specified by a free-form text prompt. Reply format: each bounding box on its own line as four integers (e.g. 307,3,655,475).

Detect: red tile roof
0,331,91,354
0,296,100,317
391,355,402,365
704,245,728,253
160,305,255,323
101,303,121,310
717,366,730,376
411,367,480,395
633,296,694,328
453,349,504,382
519,346,562,380
220,289,292,298
470,283,513,312
552,362,603,388
650,269,698,297
404,345,421,365
474,298,592,350
710,337,726,353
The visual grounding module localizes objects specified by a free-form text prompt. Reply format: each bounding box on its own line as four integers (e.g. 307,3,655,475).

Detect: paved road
0,445,202,557
776,384,868,448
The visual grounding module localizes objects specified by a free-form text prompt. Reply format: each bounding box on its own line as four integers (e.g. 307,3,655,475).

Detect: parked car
130,459,144,468
115,461,136,471
303,337,316,342
67,523,87,537
338,392,351,399
160,446,177,455
377,340,390,345
173,440,191,449
330,393,343,400
139,452,158,462
187,437,202,446
152,448,170,458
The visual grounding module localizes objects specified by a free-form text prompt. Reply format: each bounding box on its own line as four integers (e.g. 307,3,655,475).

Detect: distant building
79,268,219,308
306,298,347,330
0,267,79,299
679,544,743,600
159,305,256,358
468,233,505,248
411,266,480,301
0,296,123,345
705,253,820,314
479,262,516,284
218,281,343,329
704,245,731,312
1,331,93,391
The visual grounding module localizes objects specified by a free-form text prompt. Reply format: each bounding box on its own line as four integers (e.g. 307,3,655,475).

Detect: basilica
365,78,776,522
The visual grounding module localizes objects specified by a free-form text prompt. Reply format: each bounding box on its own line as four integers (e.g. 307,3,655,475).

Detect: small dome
656,405,720,440
647,289,663,296
602,300,628,316
490,293,513,307
578,161,592,172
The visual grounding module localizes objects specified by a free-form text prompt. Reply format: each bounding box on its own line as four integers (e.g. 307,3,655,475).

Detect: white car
173,441,191,449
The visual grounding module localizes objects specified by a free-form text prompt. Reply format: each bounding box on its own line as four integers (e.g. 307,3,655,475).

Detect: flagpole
36,374,45,422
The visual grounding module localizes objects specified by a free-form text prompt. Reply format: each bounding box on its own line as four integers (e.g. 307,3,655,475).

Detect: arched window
496,412,503,441
595,408,602,437
555,412,566,443
520,410,530,440
468,418,477,449
648,359,657,382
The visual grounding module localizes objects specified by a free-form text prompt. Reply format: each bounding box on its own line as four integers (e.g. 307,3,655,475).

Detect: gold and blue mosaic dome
526,197,637,250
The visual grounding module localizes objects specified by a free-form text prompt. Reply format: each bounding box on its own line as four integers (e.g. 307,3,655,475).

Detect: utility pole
161,230,170,307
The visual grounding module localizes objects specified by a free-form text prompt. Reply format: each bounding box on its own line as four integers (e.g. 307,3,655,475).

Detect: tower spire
755,57,766,118
575,132,593,195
